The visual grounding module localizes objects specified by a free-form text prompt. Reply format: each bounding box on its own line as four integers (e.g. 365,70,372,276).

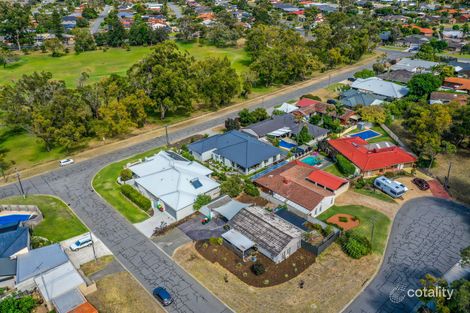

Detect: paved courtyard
344,197,470,313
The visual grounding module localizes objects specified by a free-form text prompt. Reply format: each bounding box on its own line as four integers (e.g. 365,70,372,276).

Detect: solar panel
190,178,202,189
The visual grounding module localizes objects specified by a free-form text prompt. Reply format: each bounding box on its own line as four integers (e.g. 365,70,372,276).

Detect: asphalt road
0,50,408,313
168,2,183,19
344,197,470,313
90,5,111,34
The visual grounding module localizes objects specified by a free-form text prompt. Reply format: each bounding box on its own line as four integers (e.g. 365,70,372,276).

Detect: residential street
344,197,470,313
168,2,183,19
0,50,408,313
90,5,111,34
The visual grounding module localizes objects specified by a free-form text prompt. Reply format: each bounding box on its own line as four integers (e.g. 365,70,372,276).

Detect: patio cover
267,127,291,137
212,198,249,221
222,229,255,252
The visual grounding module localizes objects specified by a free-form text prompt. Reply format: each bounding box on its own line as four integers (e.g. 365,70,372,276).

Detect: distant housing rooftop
229,206,303,257
351,77,409,99
390,58,439,72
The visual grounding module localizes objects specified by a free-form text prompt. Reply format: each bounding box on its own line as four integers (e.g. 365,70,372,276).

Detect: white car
59,158,74,167
70,234,93,251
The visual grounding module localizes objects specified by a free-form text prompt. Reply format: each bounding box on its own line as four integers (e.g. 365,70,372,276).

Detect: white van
59,158,74,167
70,234,93,251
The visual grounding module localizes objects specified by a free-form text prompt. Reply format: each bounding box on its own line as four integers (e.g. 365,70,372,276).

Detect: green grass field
318,204,391,254
353,187,396,203
92,147,164,223
0,195,88,242
0,42,251,87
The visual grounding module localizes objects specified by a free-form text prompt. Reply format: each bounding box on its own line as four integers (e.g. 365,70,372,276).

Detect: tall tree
127,41,195,119
0,2,31,51
50,9,64,39
193,57,240,108
106,11,126,47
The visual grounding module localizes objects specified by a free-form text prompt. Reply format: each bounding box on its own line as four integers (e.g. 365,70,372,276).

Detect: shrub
339,216,348,223
251,263,266,276
0,295,37,313
209,237,223,245
120,184,151,211
323,225,334,236
302,94,321,101
193,194,212,210
354,178,366,189
336,155,356,176
340,231,372,259
221,176,243,197
120,168,133,181
244,182,260,197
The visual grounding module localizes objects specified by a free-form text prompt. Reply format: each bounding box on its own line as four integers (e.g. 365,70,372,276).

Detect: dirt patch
80,255,114,276
236,193,271,207
195,240,315,287
174,242,380,313
86,271,164,313
326,214,359,231
428,180,451,199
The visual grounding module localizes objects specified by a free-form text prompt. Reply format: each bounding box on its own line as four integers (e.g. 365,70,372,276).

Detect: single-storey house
403,25,433,37
0,222,30,259
339,89,386,108
295,98,360,125
127,151,220,220
200,195,249,221
443,77,470,93
188,130,286,175
255,161,348,218
275,102,298,114
378,69,415,84
351,77,409,99
390,58,439,73
396,35,430,47
447,61,470,78
241,114,328,144
228,206,303,263
429,91,469,105
328,137,416,177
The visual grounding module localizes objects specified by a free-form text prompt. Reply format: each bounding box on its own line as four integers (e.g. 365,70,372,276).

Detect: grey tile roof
390,58,439,72
229,206,302,257
188,130,285,169
0,258,17,276
16,244,68,283
0,225,29,258
340,89,386,107
378,70,415,84
242,114,328,139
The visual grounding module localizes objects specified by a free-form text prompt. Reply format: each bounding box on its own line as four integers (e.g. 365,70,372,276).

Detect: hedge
340,231,371,259
336,155,356,176
120,184,151,211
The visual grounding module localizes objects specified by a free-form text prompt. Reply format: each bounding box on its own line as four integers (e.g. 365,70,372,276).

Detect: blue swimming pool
279,140,296,149
302,155,321,166
0,214,31,226
350,129,381,140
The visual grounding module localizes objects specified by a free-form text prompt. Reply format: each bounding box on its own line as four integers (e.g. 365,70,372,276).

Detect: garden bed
236,193,271,207
195,240,315,287
326,214,359,231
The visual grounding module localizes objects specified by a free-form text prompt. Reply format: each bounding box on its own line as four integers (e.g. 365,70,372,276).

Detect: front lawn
92,147,164,223
0,195,87,242
318,204,391,254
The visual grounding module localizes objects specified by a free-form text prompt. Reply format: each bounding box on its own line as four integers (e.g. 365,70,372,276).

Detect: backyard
344,125,396,144
174,242,380,313
318,205,391,254
92,148,164,223
0,195,87,242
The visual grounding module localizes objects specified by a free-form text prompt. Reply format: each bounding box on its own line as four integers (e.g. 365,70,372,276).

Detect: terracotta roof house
429,91,469,105
443,77,470,92
328,137,416,177
295,98,360,125
404,24,433,37
254,161,348,217
188,130,286,175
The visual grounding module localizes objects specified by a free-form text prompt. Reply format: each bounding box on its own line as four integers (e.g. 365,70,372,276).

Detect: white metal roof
267,127,292,137
34,261,85,302
276,102,298,114
351,77,409,99
222,229,255,252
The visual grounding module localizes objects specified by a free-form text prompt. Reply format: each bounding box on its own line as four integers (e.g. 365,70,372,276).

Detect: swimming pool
0,214,31,226
302,156,321,166
350,129,381,140
279,140,296,149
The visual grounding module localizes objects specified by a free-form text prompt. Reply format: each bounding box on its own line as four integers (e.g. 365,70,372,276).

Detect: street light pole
89,232,97,262
16,169,25,199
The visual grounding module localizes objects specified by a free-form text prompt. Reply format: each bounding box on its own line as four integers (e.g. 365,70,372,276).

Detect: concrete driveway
61,233,112,268
344,197,470,313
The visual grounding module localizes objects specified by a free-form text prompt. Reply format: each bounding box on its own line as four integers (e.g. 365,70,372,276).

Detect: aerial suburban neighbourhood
0,1,470,313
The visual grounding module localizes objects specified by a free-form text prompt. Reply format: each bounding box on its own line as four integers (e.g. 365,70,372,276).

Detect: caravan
373,176,408,198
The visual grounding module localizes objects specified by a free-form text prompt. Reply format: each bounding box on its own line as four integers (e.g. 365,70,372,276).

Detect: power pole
165,125,169,146
445,161,452,190
90,232,97,262
16,169,25,199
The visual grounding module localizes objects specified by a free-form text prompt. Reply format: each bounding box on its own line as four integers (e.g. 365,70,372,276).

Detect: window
190,178,203,189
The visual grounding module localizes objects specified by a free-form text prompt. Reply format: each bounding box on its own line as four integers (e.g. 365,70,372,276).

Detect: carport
221,229,256,260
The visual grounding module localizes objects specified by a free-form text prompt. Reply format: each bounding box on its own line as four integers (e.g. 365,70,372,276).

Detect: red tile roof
69,302,98,313
296,98,320,108
404,24,433,35
328,137,416,171
307,170,348,191
255,161,336,211
444,77,470,91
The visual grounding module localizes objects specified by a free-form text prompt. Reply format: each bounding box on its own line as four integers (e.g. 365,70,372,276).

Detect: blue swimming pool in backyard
0,214,31,226
279,140,296,149
350,129,381,140
302,156,321,166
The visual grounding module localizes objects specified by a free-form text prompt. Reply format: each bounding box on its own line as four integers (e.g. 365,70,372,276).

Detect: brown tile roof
430,91,468,105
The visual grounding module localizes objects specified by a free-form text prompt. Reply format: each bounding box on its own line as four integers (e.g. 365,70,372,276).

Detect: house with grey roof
339,89,386,108
390,58,439,73
127,151,220,220
0,258,17,287
378,69,415,84
0,223,30,258
351,77,409,99
188,130,286,175
241,114,328,144
228,206,303,263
